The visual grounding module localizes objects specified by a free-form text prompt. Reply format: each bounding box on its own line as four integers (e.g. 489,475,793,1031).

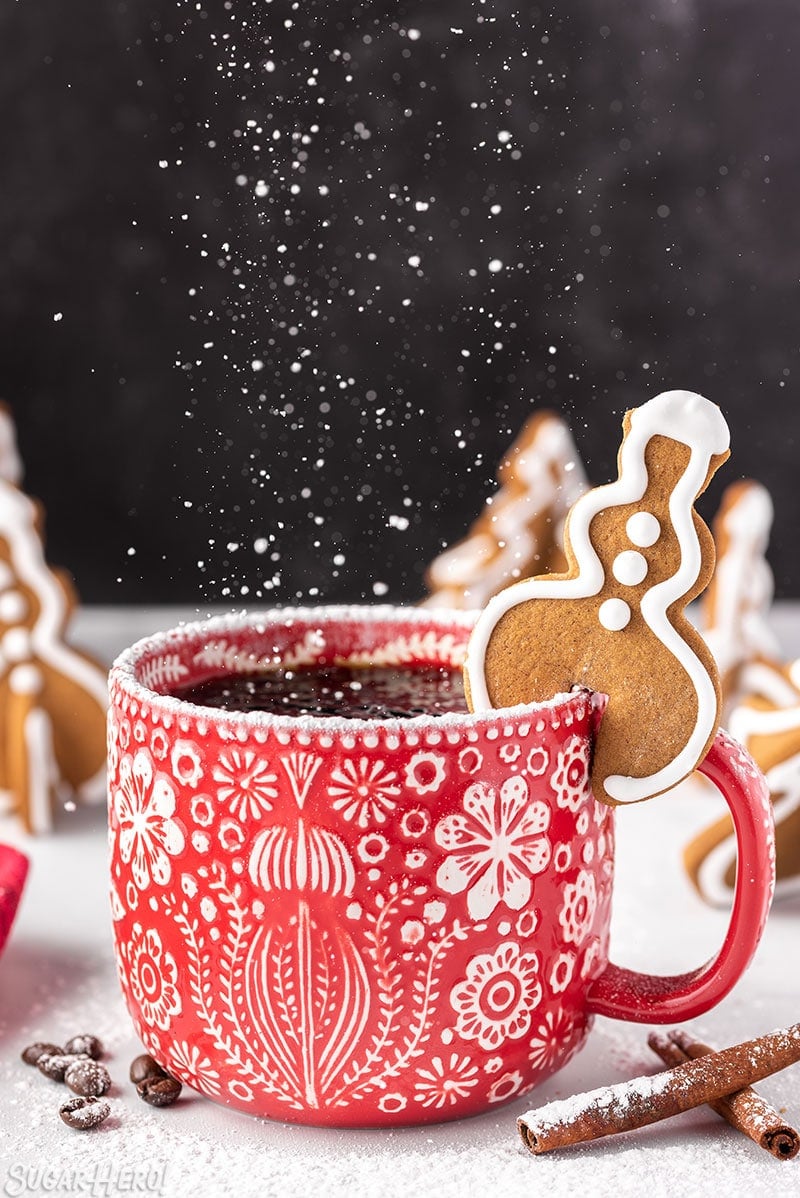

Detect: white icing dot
0,590,27,623
626,511,660,547
2,627,31,662
598,598,631,631
612,550,648,587
9,663,42,695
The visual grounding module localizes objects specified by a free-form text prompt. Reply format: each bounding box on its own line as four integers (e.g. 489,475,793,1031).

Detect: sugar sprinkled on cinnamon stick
672,1032,800,1161
660,1030,800,1161
518,1023,800,1155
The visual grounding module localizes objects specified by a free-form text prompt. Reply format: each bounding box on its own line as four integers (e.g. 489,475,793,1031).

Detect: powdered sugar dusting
2,608,800,1197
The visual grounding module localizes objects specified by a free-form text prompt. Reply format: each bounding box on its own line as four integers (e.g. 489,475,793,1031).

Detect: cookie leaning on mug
464,390,730,807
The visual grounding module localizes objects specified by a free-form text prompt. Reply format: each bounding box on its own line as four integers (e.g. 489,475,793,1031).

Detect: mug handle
586,729,775,1023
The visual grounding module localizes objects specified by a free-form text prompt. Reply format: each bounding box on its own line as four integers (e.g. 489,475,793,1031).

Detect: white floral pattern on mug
357,831,390,864
528,1008,577,1073
457,746,483,775
171,740,204,789
113,749,185,890
435,776,551,919
218,819,245,854
213,748,278,821
327,757,400,827
487,1070,524,1104
167,1039,221,1095
450,941,542,1050
580,937,604,981
150,727,170,762
548,951,575,994
413,1054,480,1108
399,806,431,839
558,870,598,946
190,794,214,828
550,735,591,812
404,751,446,795
127,923,182,1031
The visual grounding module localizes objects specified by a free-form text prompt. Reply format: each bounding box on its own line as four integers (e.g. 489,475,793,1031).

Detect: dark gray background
1,1,798,605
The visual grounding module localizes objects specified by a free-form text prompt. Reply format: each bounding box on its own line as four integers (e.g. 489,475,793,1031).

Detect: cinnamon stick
518,1022,800,1155
664,1030,800,1161
670,1030,800,1159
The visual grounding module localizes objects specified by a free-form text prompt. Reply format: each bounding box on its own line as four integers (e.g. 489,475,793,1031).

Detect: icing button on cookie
626,511,660,548
9,663,43,696
598,598,631,631
0,590,27,624
2,627,31,663
612,550,648,587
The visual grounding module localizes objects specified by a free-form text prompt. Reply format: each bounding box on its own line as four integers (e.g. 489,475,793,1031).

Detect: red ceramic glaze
0,843,28,955
108,607,774,1126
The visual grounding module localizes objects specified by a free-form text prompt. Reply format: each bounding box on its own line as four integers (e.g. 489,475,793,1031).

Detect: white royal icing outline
465,390,730,803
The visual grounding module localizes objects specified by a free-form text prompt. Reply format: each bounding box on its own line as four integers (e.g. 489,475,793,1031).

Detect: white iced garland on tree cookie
0,476,108,832
424,411,587,609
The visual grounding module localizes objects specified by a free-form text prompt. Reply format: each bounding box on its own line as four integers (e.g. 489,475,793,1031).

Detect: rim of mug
110,604,591,735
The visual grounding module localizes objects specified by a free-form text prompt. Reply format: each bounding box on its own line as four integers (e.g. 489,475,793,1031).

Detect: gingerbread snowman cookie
464,391,730,806
423,410,587,609
0,458,108,834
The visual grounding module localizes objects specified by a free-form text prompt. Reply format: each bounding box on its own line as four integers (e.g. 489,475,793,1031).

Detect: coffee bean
129,1053,168,1085
64,1059,111,1098
37,1052,90,1082
64,1034,103,1060
21,1042,63,1066
59,1095,111,1131
136,1075,182,1108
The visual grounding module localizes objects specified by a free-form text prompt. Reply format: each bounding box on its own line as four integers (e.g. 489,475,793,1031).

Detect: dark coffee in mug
171,664,467,720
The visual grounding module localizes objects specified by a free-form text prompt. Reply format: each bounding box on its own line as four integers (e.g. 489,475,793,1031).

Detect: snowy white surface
0,605,799,1198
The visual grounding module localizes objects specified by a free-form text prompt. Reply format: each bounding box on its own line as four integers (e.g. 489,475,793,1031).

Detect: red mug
108,607,774,1126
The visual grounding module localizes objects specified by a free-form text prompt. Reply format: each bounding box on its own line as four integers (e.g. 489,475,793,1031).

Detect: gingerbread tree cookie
701,480,780,714
0,416,107,834
0,404,23,486
423,410,587,609
685,657,800,903
464,391,730,806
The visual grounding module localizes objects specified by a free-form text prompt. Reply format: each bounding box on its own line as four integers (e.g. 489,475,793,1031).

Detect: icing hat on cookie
464,390,730,806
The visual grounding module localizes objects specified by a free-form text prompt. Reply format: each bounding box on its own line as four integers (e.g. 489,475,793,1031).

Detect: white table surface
1,605,799,1198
